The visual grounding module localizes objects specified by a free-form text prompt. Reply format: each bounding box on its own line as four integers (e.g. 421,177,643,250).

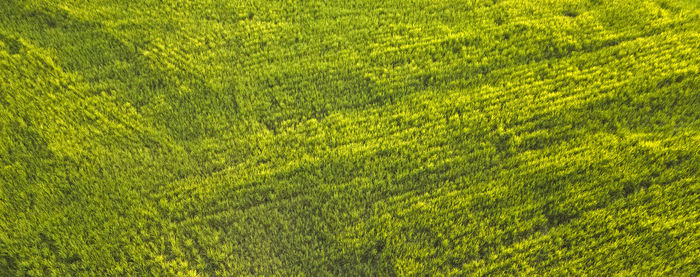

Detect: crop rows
2,0,699,275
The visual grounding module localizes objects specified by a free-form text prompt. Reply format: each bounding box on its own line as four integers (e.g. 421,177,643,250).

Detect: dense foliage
1,0,699,275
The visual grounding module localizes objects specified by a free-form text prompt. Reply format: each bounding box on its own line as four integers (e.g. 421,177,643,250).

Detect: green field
1,0,699,275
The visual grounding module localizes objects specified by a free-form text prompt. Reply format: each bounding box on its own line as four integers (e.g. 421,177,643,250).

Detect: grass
1,0,699,275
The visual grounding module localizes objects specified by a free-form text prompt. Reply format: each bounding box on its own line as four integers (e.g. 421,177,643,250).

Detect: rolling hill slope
1,0,699,275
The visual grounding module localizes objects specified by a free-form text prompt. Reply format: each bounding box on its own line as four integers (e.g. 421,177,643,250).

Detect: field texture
1,0,699,275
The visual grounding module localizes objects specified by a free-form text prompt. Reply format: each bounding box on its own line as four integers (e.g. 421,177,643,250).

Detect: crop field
1,0,699,275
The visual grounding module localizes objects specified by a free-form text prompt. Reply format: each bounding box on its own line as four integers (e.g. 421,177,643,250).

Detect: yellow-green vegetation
1,0,699,275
